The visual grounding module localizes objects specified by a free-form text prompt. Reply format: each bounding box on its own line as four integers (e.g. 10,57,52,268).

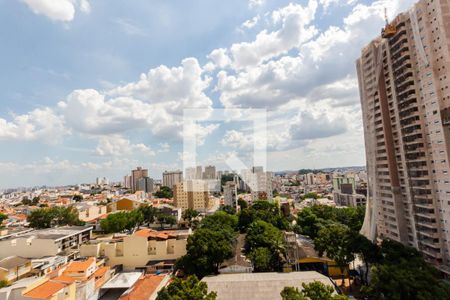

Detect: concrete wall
80,236,187,271
0,239,58,259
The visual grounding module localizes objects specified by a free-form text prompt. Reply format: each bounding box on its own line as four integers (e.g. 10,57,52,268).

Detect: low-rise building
80,229,189,271
0,226,92,259
202,272,338,300
106,198,145,213
0,256,32,283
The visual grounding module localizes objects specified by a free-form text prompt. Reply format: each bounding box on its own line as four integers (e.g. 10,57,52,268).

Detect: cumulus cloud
231,1,318,69
21,0,90,22
0,108,66,143
289,111,346,140
221,130,253,150
95,135,155,157
248,0,264,9
57,57,214,141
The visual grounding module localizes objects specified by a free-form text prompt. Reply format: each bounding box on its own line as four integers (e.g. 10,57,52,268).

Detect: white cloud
53,58,215,146
95,135,155,157
230,1,319,69
248,0,264,9
158,142,170,153
221,130,253,150
21,0,90,22
289,111,347,140
241,16,260,29
207,48,232,69
0,108,66,143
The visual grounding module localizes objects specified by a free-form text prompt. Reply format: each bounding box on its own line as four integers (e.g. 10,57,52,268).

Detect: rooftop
202,271,336,300
23,280,69,299
102,272,143,289
63,257,95,273
6,226,92,241
0,256,30,270
119,274,167,300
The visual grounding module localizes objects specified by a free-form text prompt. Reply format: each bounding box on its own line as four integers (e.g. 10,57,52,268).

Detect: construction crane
381,8,396,38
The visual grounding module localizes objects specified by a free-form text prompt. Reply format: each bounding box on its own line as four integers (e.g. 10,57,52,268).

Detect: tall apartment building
162,170,183,189
131,167,148,193
223,180,238,207
173,180,209,210
357,0,450,273
203,165,217,180
138,177,154,193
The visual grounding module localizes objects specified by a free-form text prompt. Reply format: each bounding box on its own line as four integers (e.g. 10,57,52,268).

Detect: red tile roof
23,280,68,299
119,275,165,300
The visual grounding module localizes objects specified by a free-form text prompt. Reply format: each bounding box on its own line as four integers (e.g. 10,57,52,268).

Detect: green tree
27,206,82,229
314,224,355,285
154,186,173,198
247,247,274,272
72,195,83,202
31,196,40,205
176,212,237,278
350,234,380,284
0,213,7,228
280,286,307,300
219,205,236,215
0,280,9,288
100,210,143,233
182,208,199,227
237,198,247,209
22,197,32,206
138,206,158,224
245,220,285,272
302,192,318,200
361,239,450,299
238,200,289,232
156,275,216,300
177,228,235,278
156,213,177,229
281,281,349,300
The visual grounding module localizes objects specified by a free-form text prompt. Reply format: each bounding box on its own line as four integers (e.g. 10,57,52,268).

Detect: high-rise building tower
357,0,450,274
162,170,183,189
131,167,148,193
203,165,216,180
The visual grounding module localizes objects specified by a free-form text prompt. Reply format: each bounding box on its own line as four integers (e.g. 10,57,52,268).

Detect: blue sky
0,0,416,188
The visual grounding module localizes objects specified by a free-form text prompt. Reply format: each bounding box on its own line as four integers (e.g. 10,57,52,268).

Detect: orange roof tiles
24,280,68,299
52,275,77,284
119,275,165,300
134,229,177,239
63,257,95,273
93,266,109,278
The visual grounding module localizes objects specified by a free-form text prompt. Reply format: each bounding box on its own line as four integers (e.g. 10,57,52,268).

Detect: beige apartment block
173,180,209,210
80,229,188,271
357,0,450,274
162,170,183,189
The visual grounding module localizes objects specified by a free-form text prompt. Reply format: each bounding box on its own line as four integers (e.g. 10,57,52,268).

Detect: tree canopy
296,205,365,238
176,212,237,278
281,281,349,300
245,220,285,272
100,210,143,233
156,275,216,300
154,186,173,198
27,206,83,229
361,239,450,299
238,200,289,232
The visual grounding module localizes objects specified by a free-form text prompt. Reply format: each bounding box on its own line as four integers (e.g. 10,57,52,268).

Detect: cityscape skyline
0,0,418,188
